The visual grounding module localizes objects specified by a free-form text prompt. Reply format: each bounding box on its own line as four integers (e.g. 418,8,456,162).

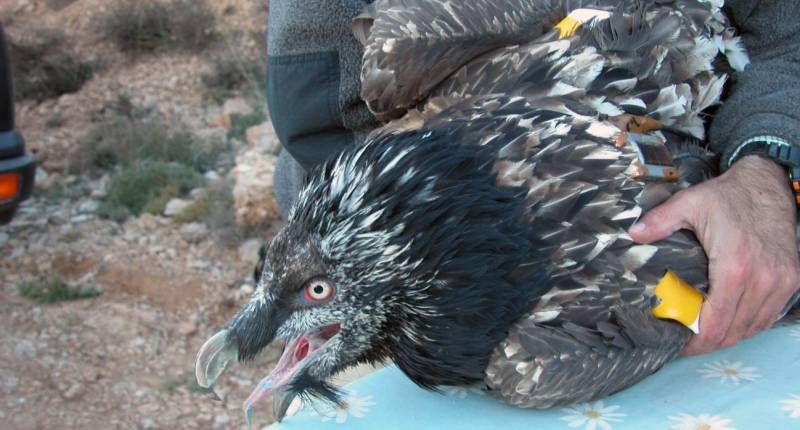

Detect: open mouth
243,322,342,423
270,323,341,384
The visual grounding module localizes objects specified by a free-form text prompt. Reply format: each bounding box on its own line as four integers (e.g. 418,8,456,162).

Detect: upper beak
195,296,289,426
195,293,282,391
195,329,239,392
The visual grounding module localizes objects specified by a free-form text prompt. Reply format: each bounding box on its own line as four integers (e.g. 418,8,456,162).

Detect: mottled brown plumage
196,0,772,421
359,0,742,407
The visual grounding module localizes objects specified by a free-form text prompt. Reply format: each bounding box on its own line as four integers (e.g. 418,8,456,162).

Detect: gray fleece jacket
709,0,800,166
267,0,800,214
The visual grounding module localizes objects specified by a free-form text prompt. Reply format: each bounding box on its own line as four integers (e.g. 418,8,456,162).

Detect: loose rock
69,214,92,224
78,200,100,214
177,318,198,336
245,122,280,152
240,283,255,295
62,383,85,401
222,97,254,117
213,414,231,426
14,340,36,358
189,188,207,200
210,114,232,130
204,171,222,183
180,223,208,243
164,198,192,217
138,213,159,230
140,418,157,430
232,148,279,226
196,127,228,146
238,239,262,266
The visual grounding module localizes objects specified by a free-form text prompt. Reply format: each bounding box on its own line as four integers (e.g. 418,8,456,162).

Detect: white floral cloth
268,320,800,430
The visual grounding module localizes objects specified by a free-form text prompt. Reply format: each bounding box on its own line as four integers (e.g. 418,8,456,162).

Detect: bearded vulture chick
194,0,778,424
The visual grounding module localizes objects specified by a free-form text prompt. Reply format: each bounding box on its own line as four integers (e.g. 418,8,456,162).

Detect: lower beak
243,379,296,425
241,323,343,425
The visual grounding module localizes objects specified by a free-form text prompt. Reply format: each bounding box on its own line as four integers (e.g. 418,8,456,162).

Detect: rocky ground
0,1,290,429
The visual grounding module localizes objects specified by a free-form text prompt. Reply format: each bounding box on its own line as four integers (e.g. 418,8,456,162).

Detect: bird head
195,126,543,423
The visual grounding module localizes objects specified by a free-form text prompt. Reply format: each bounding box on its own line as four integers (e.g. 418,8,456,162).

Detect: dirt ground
0,1,290,429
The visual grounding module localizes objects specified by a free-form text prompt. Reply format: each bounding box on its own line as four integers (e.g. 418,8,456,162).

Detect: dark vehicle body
0,23,36,225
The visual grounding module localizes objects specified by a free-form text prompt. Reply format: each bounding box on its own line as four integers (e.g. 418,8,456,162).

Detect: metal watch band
728,136,800,206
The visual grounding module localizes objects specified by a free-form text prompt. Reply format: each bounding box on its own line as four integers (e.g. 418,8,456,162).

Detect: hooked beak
195,320,343,426
195,329,238,392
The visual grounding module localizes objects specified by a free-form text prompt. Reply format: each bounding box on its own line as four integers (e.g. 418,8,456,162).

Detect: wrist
724,135,799,171
726,136,800,207
734,154,788,178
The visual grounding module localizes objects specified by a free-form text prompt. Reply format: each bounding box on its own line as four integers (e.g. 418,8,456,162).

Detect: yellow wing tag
554,8,612,39
651,270,704,334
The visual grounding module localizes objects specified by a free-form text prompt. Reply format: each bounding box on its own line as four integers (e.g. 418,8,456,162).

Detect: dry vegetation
1,1,280,429
96,0,217,55
8,28,100,101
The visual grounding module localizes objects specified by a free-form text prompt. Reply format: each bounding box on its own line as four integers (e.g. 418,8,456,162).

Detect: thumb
628,190,697,244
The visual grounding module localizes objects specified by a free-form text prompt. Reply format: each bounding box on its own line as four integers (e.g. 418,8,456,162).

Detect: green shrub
71,115,227,174
173,192,211,223
105,92,151,120
141,185,182,215
45,111,65,128
98,0,216,55
8,29,99,102
201,29,267,102
99,161,205,219
160,371,206,393
18,278,100,303
189,180,270,246
202,55,266,102
229,109,265,142
58,230,83,243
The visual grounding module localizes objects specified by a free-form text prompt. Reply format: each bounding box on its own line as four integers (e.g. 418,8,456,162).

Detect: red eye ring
302,279,334,303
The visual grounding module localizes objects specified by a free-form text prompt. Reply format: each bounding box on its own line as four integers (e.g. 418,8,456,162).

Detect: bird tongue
243,323,341,425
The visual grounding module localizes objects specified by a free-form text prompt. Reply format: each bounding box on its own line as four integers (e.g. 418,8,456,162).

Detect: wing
361,0,741,407
360,0,566,121
485,305,687,408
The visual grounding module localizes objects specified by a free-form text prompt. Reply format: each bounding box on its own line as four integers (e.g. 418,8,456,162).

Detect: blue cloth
269,320,800,430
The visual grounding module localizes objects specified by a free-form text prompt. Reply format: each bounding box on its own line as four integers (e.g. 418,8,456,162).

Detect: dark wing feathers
361,0,740,408
486,306,686,408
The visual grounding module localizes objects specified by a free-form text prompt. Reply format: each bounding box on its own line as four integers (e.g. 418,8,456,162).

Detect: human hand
628,155,800,355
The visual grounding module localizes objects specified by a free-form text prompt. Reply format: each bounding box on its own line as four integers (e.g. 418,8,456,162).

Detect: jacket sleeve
708,0,800,170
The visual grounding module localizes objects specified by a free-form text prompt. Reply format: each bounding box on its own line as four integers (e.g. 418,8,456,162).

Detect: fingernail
629,222,646,234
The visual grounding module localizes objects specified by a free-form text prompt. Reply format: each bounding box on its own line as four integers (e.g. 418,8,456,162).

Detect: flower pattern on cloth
781,394,800,419
267,319,800,430
668,413,736,430
442,386,485,399
560,401,625,430
307,390,375,424
697,360,761,385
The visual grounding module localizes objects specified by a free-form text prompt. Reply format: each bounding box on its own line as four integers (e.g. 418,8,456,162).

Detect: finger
681,265,745,356
629,190,698,244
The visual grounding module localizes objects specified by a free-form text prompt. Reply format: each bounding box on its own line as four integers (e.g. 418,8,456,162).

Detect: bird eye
302,279,334,303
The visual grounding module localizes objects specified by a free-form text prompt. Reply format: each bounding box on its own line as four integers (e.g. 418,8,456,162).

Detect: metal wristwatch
726,136,800,206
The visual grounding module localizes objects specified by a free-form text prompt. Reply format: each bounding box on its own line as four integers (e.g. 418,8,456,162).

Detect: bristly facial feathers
289,126,550,389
